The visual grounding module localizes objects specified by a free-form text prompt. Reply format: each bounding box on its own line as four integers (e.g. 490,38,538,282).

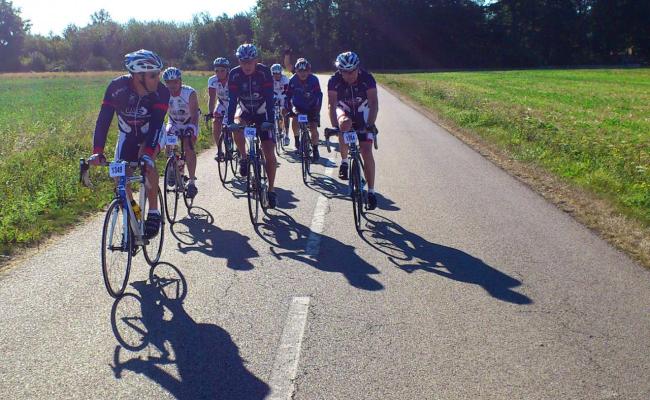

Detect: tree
0,0,30,71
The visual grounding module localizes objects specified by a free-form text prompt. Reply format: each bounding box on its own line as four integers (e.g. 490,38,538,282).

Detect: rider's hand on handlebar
260,121,274,132
88,153,106,166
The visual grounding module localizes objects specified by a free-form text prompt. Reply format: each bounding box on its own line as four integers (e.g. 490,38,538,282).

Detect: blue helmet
162,67,182,81
235,43,258,61
213,57,230,69
124,49,163,73
294,58,311,71
271,63,283,74
335,51,360,71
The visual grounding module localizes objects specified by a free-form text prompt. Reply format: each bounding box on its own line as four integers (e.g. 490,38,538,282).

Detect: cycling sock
148,209,161,215
341,160,349,165
368,188,375,194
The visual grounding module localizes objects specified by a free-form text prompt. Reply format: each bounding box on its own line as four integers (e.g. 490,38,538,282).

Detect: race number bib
109,162,126,177
298,114,308,123
244,127,257,139
166,134,178,146
343,131,358,145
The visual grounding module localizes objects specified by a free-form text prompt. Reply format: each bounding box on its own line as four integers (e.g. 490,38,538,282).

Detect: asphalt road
1,76,648,399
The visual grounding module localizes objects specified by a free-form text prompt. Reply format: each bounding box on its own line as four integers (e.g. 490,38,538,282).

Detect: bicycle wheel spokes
101,199,132,298
163,156,179,224
143,188,164,266
247,158,260,224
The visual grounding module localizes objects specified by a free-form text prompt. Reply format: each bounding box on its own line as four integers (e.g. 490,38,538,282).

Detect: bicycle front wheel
350,160,364,231
163,156,179,224
143,188,164,266
247,158,260,224
301,131,311,184
101,199,132,298
217,134,229,184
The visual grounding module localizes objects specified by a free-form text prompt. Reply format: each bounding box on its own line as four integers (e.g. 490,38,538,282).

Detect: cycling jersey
208,75,230,111
273,75,289,101
327,69,377,140
327,69,376,116
227,64,274,125
93,74,170,158
168,85,197,126
287,74,322,113
166,85,198,138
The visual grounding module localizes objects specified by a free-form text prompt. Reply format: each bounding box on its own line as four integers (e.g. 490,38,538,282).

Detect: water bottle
131,200,142,221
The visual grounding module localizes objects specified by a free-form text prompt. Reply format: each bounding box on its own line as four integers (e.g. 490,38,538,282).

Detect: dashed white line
267,296,311,400
305,163,336,256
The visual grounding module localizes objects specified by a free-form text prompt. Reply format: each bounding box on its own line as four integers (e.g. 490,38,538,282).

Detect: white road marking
267,296,311,400
305,163,336,256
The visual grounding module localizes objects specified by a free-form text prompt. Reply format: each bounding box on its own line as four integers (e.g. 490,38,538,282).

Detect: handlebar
323,127,379,153
79,158,144,188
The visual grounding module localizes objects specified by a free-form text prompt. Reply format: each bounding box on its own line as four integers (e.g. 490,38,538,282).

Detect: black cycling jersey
93,75,170,157
227,64,275,124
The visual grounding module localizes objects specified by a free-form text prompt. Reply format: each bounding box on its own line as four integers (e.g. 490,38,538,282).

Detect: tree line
1,0,648,72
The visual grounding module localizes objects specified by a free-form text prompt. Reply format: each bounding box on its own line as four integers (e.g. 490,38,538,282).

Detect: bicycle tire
351,159,364,231
217,134,229,184
247,157,260,224
163,156,179,224
301,129,311,184
101,199,132,298
143,188,164,266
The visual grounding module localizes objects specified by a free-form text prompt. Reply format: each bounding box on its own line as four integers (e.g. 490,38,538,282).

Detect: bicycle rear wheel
247,158,260,224
350,159,364,231
217,135,229,184
163,156,179,224
143,188,164,266
101,199,132,298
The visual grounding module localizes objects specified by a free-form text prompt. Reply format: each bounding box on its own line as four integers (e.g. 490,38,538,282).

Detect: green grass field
0,72,215,256
376,69,650,226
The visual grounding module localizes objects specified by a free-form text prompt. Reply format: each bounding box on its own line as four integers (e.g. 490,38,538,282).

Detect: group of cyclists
89,44,380,241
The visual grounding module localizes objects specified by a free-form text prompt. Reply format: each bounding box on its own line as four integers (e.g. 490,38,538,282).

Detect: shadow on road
171,207,259,271
255,210,384,291
110,262,269,399
360,213,532,304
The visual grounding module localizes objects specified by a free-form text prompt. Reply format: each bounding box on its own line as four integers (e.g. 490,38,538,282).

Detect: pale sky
14,0,258,36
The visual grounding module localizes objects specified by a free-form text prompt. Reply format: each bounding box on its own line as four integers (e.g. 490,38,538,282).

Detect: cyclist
227,43,279,209
327,51,379,210
162,67,200,199
271,63,290,146
286,58,322,161
207,57,230,161
89,49,169,238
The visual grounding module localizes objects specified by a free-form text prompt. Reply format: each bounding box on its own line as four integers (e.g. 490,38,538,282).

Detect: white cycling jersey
166,85,198,137
273,75,290,106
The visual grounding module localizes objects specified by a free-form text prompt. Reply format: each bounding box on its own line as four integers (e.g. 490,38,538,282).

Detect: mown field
376,69,650,227
0,72,215,256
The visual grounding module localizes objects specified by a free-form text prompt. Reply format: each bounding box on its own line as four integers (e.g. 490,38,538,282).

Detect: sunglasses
215,68,228,73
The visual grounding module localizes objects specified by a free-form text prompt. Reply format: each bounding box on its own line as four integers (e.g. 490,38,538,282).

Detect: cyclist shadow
172,207,259,271
360,213,532,304
110,262,269,399
305,173,348,200
273,187,300,210
257,211,383,291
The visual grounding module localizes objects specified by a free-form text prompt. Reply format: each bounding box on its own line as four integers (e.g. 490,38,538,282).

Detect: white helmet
162,67,182,81
271,64,283,74
335,51,360,71
124,49,163,73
